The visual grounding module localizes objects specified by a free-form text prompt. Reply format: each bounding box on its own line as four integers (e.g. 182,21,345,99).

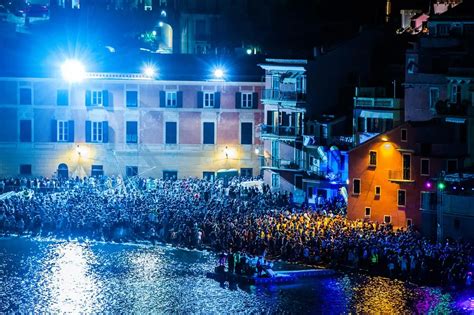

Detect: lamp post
436,177,446,243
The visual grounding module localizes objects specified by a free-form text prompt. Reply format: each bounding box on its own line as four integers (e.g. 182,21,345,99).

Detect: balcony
354,97,401,109
263,89,306,103
261,158,304,171
388,169,414,183
261,125,302,139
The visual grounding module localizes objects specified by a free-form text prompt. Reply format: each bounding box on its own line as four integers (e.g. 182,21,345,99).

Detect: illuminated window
241,93,253,108
421,159,430,176
369,151,377,166
398,190,406,207
375,186,381,196
203,92,214,108
353,179,361,195
166,92,177,107
92,121,103,143
57,120,69,142
92,90,103,106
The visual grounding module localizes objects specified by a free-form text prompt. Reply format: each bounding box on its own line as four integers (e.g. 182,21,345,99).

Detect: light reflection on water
0,238,470,313
36,242,104,313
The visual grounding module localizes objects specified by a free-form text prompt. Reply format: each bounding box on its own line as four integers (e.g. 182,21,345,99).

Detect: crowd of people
0,175,471,287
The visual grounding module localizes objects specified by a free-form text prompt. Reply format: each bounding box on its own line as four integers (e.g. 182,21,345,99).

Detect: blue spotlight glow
61,59,86,83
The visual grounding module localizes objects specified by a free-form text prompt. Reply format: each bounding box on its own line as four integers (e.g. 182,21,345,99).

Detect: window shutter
197,91,203,108
85,121,91,143
160,91,166,107
68,120,75,142
177,91,183,108
214,92,221,108
51,119,57,142
85,90,91,106
235,92,241,109
102,121,109,143
102,90,109,107
252,92,259,109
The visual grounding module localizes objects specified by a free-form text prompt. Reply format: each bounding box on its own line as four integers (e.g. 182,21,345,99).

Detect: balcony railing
388,169,413,182
354,97,401,108
262,158,304,170
263,89,306,103
261,125,302,138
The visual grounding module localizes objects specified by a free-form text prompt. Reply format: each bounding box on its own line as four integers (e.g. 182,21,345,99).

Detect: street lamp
142,64,157,78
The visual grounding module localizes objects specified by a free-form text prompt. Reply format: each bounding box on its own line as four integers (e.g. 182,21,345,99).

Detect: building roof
430,1,474,21
0,44,265,82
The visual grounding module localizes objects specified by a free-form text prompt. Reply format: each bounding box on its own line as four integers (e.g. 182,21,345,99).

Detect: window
429,88,439,110
163,170,177,180
403,154,411,180
241,122,253,145
165,121,177,144
91,165,104,177
407,57,415,74
307,186,313,198
437,24,449,36
166,91,177,107
92,90,103,106
126,166,138,177
451,85,459,103
92,121,103,143
126,91,138,107
19,88,32,105
322,125,328,139
447,159,458,173
271,173,280,188
126,121,138,144
398,189,406,207
240,168,253,177
19,120,32,142
407,219,413,227
241,93,253,108
369,151,377,166
384,215,392,224
295,175,303,189
57,120,69,142
365,207,371,217
203,122,215,144
203,171,215,181
57,89,69,106
272,75,279,90
421,159,430,176
401,129,407,142
20,164,32,175
375,186,381,196
353,179,361,195
454,218,460,230
203,92,214,108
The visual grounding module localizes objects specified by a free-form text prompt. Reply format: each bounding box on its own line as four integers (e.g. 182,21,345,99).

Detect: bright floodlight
61,59,86,82
214,68,224,79
246,48,252,55
143,65,156,78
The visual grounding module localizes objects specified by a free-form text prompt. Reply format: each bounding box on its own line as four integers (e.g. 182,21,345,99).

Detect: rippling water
0,237,472,313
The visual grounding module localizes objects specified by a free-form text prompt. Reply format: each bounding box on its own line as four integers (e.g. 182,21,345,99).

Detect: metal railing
261,158,304,170
354,97,401,108
261,125,302,137
388,169,411,181
263,89,306,102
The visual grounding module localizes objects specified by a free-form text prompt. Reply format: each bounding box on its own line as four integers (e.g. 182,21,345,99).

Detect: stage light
142,64,157,78
213,68,224,79
254,148,259,155
61,59,86,83
246,48,252,55
438,182,446,190
381,136,388,142
425,181,432,189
